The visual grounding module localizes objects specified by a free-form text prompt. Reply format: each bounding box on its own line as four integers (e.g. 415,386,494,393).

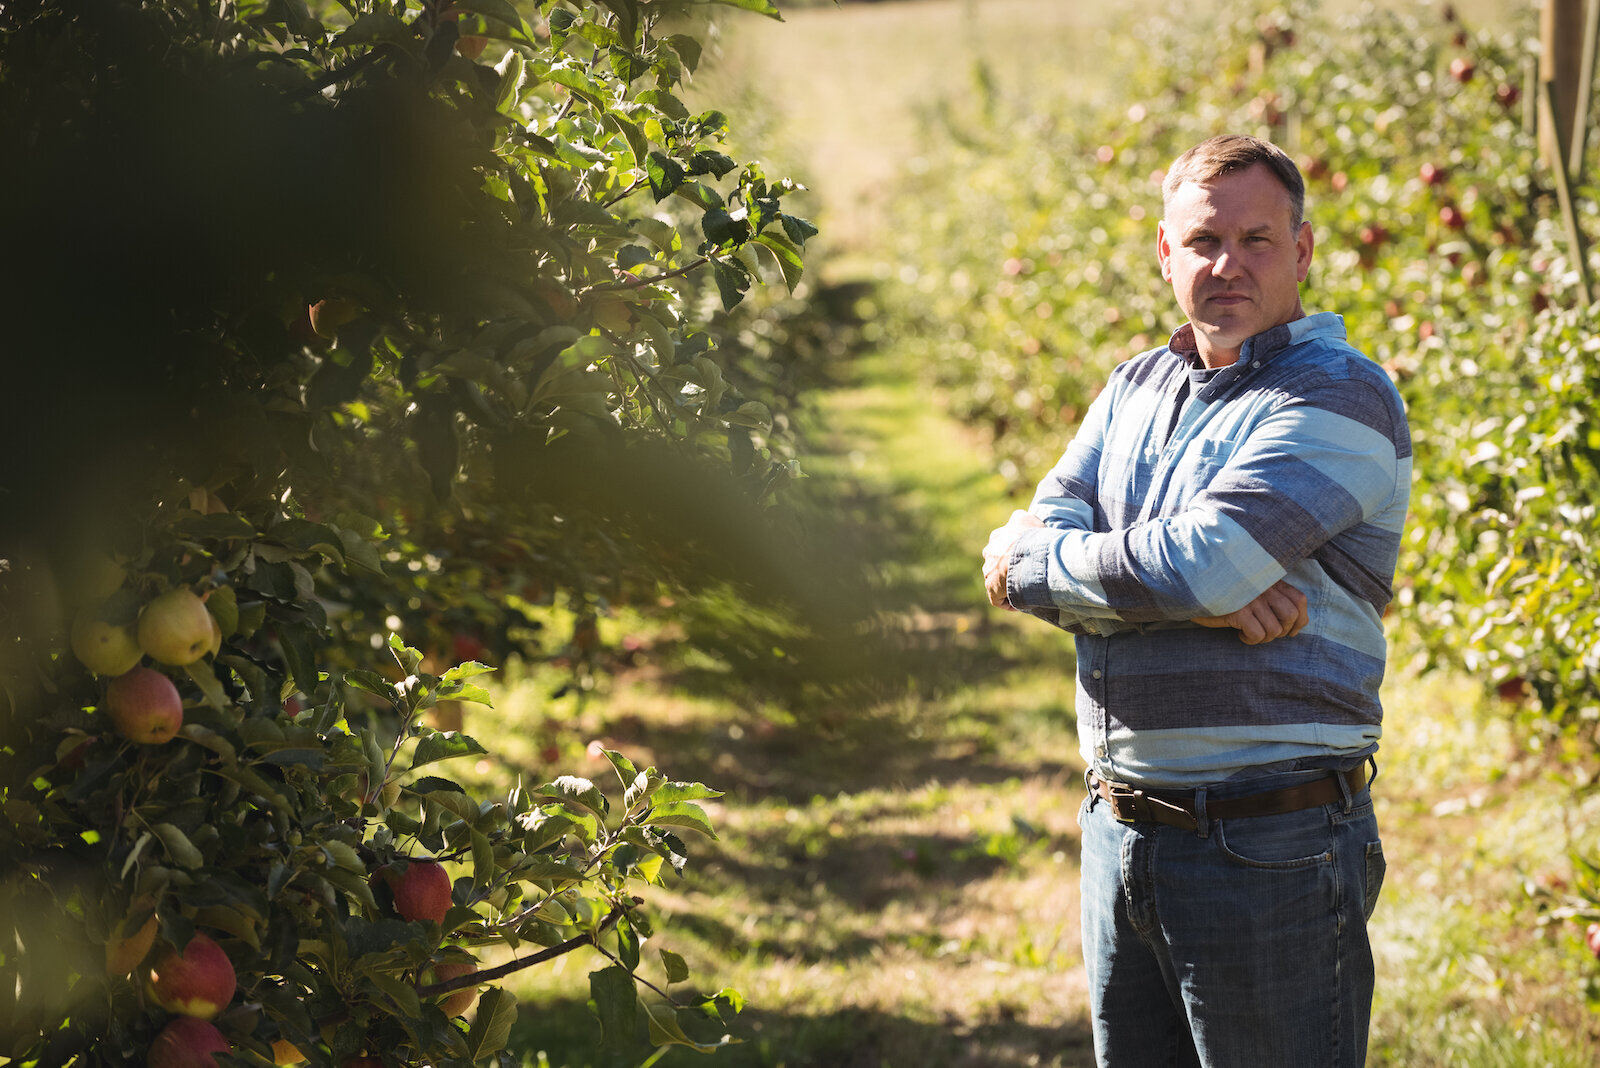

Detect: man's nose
1211,246,1244,278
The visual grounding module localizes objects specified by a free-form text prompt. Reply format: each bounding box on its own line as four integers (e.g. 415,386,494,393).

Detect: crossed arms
982,509,1309,645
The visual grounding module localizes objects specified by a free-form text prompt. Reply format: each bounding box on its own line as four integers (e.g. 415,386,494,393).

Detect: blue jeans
1078,769,1386,1067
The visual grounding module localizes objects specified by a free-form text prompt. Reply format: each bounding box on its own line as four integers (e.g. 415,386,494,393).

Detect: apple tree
0,0,822,1064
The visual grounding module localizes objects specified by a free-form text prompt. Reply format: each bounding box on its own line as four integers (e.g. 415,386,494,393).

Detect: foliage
0,0,835,1063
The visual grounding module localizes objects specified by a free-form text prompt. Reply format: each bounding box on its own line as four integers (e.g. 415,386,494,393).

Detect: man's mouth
1207,292,1251,307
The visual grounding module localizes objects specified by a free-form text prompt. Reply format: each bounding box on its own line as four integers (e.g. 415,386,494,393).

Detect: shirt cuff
1005,527,1058,609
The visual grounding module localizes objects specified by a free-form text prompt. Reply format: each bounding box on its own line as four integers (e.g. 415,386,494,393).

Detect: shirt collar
1167,312,1346,370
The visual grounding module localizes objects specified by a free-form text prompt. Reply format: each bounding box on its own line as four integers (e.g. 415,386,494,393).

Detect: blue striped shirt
1005,313,1412,788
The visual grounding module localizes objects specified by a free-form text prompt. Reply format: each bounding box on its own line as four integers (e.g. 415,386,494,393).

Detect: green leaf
711,258,750,312
754,231,805,292
600,748,638,791
701,207,750,248
495,49,527,112
659,948,690,984
366,968,422,1020
707,0,781,18
780,213,820,246
646,151,685,202
279,625,320,695
184,661,231,713
617,913,641,971
536,775,610,817
641,801,717,839
440,661,495,683
388,632,423,676
343,669,398,703
587,965,636,1051
150,823,204,869
643,998,737,1052
665,34,703,74
434,680,493,706
214,764,291,811
335,12,417,50
466,987,518,1061
174,512,257,541
413,731,489,770
652,781,723,805
206,585,239,636
179,723,237,761
423,789,481,825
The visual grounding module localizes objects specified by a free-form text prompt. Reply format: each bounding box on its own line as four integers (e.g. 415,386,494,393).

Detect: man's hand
1193,580,1308,645
983,510,1044,609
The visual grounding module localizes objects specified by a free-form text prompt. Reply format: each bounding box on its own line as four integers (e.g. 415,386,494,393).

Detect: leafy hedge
887,0,1600,745
0,0,845,1064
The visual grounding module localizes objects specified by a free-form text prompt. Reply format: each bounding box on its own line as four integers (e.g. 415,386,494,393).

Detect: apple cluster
67,558,222,746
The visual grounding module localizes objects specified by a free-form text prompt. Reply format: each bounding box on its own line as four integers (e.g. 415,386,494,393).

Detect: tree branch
415,901,634,999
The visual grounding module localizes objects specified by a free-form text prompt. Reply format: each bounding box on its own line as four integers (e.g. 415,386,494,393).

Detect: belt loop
1336,767,1354,813
1193,786,1209,838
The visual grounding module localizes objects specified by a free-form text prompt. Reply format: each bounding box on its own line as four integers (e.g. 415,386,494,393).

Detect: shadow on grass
507,997,1096,1068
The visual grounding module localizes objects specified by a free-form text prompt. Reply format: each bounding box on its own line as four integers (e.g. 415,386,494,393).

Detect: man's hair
1162,134,1305,230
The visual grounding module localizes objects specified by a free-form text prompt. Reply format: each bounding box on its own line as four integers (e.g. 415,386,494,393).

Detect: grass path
494,354,1600,1068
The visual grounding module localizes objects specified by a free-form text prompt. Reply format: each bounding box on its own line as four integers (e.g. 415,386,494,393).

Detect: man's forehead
1166,172,1296,229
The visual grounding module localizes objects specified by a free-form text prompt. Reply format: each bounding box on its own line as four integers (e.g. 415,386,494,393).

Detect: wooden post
1542,0,1587,171
1541,79,1595,304
1571,0,1600,177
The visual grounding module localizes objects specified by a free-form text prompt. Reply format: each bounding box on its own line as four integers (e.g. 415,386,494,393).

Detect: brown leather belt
1087,764,1372,833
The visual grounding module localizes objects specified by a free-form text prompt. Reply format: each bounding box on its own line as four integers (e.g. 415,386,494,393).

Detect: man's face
1157,163,1314,368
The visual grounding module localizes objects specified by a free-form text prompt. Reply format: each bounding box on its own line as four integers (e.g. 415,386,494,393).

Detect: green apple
138,589,214,666
71,609,143,676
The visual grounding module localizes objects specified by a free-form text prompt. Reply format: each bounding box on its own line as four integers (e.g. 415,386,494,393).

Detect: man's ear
1295,220,1314,282
1157,220,1173,282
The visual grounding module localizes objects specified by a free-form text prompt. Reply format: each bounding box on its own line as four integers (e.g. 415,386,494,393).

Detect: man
981,134,1411,1067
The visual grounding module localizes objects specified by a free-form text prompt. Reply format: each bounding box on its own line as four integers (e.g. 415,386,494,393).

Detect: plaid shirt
1006,313,1412,787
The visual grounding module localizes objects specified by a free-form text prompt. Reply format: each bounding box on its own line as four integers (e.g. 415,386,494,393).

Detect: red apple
148,1016,231,1068
106,667,183,745
1586,922,1600,958
374,860,452,923
1420,162,1447,186
1450,56,1474,82
146,932,237,1018
1440,204,1466,230
429,960,480,1017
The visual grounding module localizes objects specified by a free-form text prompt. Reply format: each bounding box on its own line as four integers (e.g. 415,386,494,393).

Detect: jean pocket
1214,806,1335,869
1363,840,1386,920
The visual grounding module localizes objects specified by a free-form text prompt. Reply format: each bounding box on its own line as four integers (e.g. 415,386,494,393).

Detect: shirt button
1091,669,1103,679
